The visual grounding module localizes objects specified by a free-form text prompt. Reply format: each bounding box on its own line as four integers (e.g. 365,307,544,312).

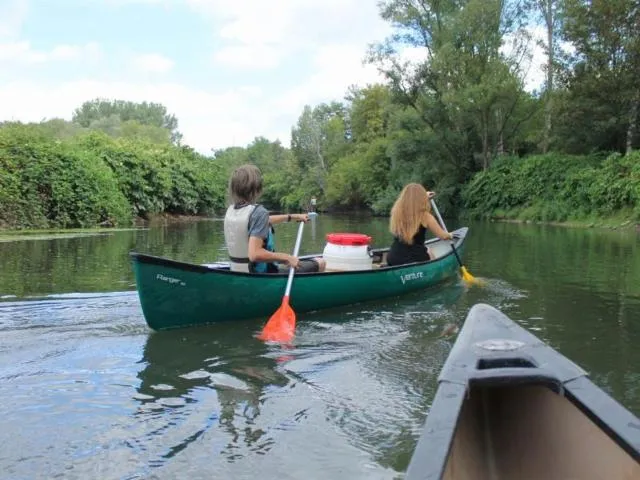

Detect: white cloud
101,0,167,5
212,45,282,70
194,0,392,71
0,0,28,38
0,0,440,153
0,41,101,65
271,44,384,118
133,53,175,73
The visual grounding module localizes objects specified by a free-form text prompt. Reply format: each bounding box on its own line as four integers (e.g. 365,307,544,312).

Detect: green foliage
0,125,131,228
325,139,390,209
553,0,640,154
462,152,640,222
88,115,172,144
347,84,391,143
0,123,226,229
73,98,183,144
74,132,225,218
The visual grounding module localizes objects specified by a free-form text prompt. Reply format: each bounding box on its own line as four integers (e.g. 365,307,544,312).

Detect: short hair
228,164,263,204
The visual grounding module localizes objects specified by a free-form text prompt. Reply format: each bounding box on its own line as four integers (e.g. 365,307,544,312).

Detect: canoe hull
406,303,640,480
130,228,468,330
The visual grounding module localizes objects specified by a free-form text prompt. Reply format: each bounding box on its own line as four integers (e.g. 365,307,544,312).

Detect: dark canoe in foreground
130,227,467,330
406,303,640,480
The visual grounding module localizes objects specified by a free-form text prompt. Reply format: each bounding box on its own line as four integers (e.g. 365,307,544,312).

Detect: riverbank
0,213,221,242
133,212,220,227
0,227,145,243
2,211,637,243
483,211,639,232
462,152,640,231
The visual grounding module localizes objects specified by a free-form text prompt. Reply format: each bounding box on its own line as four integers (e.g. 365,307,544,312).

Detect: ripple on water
5,259,633,479
0,291,145,336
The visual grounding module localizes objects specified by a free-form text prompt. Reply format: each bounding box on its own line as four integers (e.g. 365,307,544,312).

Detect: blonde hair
229,164,263,204
389,183,431,244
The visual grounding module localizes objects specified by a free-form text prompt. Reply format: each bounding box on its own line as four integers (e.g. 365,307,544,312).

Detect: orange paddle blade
258,296,296,343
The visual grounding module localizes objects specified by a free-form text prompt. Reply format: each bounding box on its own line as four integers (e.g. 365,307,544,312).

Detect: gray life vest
224,204,257,272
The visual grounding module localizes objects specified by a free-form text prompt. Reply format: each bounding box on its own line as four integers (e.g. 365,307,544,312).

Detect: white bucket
322,233,373,271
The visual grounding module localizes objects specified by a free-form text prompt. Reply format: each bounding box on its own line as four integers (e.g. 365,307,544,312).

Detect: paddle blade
258,296,296,343
460,266,485,286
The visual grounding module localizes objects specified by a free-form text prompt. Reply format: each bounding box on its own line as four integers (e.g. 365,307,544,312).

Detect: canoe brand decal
400,271,424,285
156,273,186,286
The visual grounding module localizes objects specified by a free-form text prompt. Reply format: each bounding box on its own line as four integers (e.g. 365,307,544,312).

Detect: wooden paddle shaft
431,199,466,267
430,199,449,232
284,220,305,297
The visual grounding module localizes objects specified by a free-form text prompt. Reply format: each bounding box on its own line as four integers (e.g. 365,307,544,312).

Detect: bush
0,127,130,228
0,124,227,229
462,152,640,222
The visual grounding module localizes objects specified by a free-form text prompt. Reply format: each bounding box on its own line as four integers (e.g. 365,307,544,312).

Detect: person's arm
247,207,301,268
424,212,454,241
269,213,309,225
248,236,298,268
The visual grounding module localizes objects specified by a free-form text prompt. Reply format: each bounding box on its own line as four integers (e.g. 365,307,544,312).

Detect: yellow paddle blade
460,266,485,286
258,296,296,343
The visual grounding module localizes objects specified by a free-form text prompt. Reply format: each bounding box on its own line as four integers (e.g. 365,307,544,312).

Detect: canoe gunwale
405,303,640,480
563,375,640,463
129,227,468,278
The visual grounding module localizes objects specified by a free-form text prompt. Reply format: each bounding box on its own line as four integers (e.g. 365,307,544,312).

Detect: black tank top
387,225,430,266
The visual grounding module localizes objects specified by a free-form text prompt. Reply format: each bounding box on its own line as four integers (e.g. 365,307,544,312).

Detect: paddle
257,219,305,343
430,198,484,286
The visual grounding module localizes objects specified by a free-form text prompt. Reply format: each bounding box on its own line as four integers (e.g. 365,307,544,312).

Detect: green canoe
130,227,468,330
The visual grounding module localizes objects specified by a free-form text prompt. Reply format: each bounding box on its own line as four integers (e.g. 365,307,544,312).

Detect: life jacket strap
229,256,250,264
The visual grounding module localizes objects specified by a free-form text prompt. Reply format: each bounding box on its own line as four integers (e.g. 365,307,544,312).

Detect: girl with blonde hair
386,183,453,266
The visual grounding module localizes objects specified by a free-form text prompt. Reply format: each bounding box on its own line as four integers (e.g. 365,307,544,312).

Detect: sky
0,0,546,153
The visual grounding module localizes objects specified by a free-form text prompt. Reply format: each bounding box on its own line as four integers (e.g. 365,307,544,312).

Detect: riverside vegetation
1,0,638,230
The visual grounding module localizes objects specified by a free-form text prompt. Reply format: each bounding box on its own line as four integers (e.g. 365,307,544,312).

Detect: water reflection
1,218,639,478
135,322,290,463
309,283,466,472
310,213,317,242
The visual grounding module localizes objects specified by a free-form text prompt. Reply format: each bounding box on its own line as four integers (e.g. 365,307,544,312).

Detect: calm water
0,216,639,479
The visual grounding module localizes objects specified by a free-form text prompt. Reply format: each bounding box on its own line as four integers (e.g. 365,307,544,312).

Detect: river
0,216,638,479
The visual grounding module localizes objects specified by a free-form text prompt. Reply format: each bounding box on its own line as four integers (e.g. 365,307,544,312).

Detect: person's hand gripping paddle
258,219,305,343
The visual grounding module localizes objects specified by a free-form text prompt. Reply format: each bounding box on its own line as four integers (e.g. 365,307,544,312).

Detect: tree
529,0,564,153
346,84,392,143
72,99,183,144
561,0,640,153
290,102,349,193
368,0,534,171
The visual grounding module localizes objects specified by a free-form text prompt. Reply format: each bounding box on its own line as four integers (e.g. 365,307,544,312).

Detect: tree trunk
482,110,490,170
626,94,638,154
496,108,504,156
313,127,326,172
542,0,554,154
